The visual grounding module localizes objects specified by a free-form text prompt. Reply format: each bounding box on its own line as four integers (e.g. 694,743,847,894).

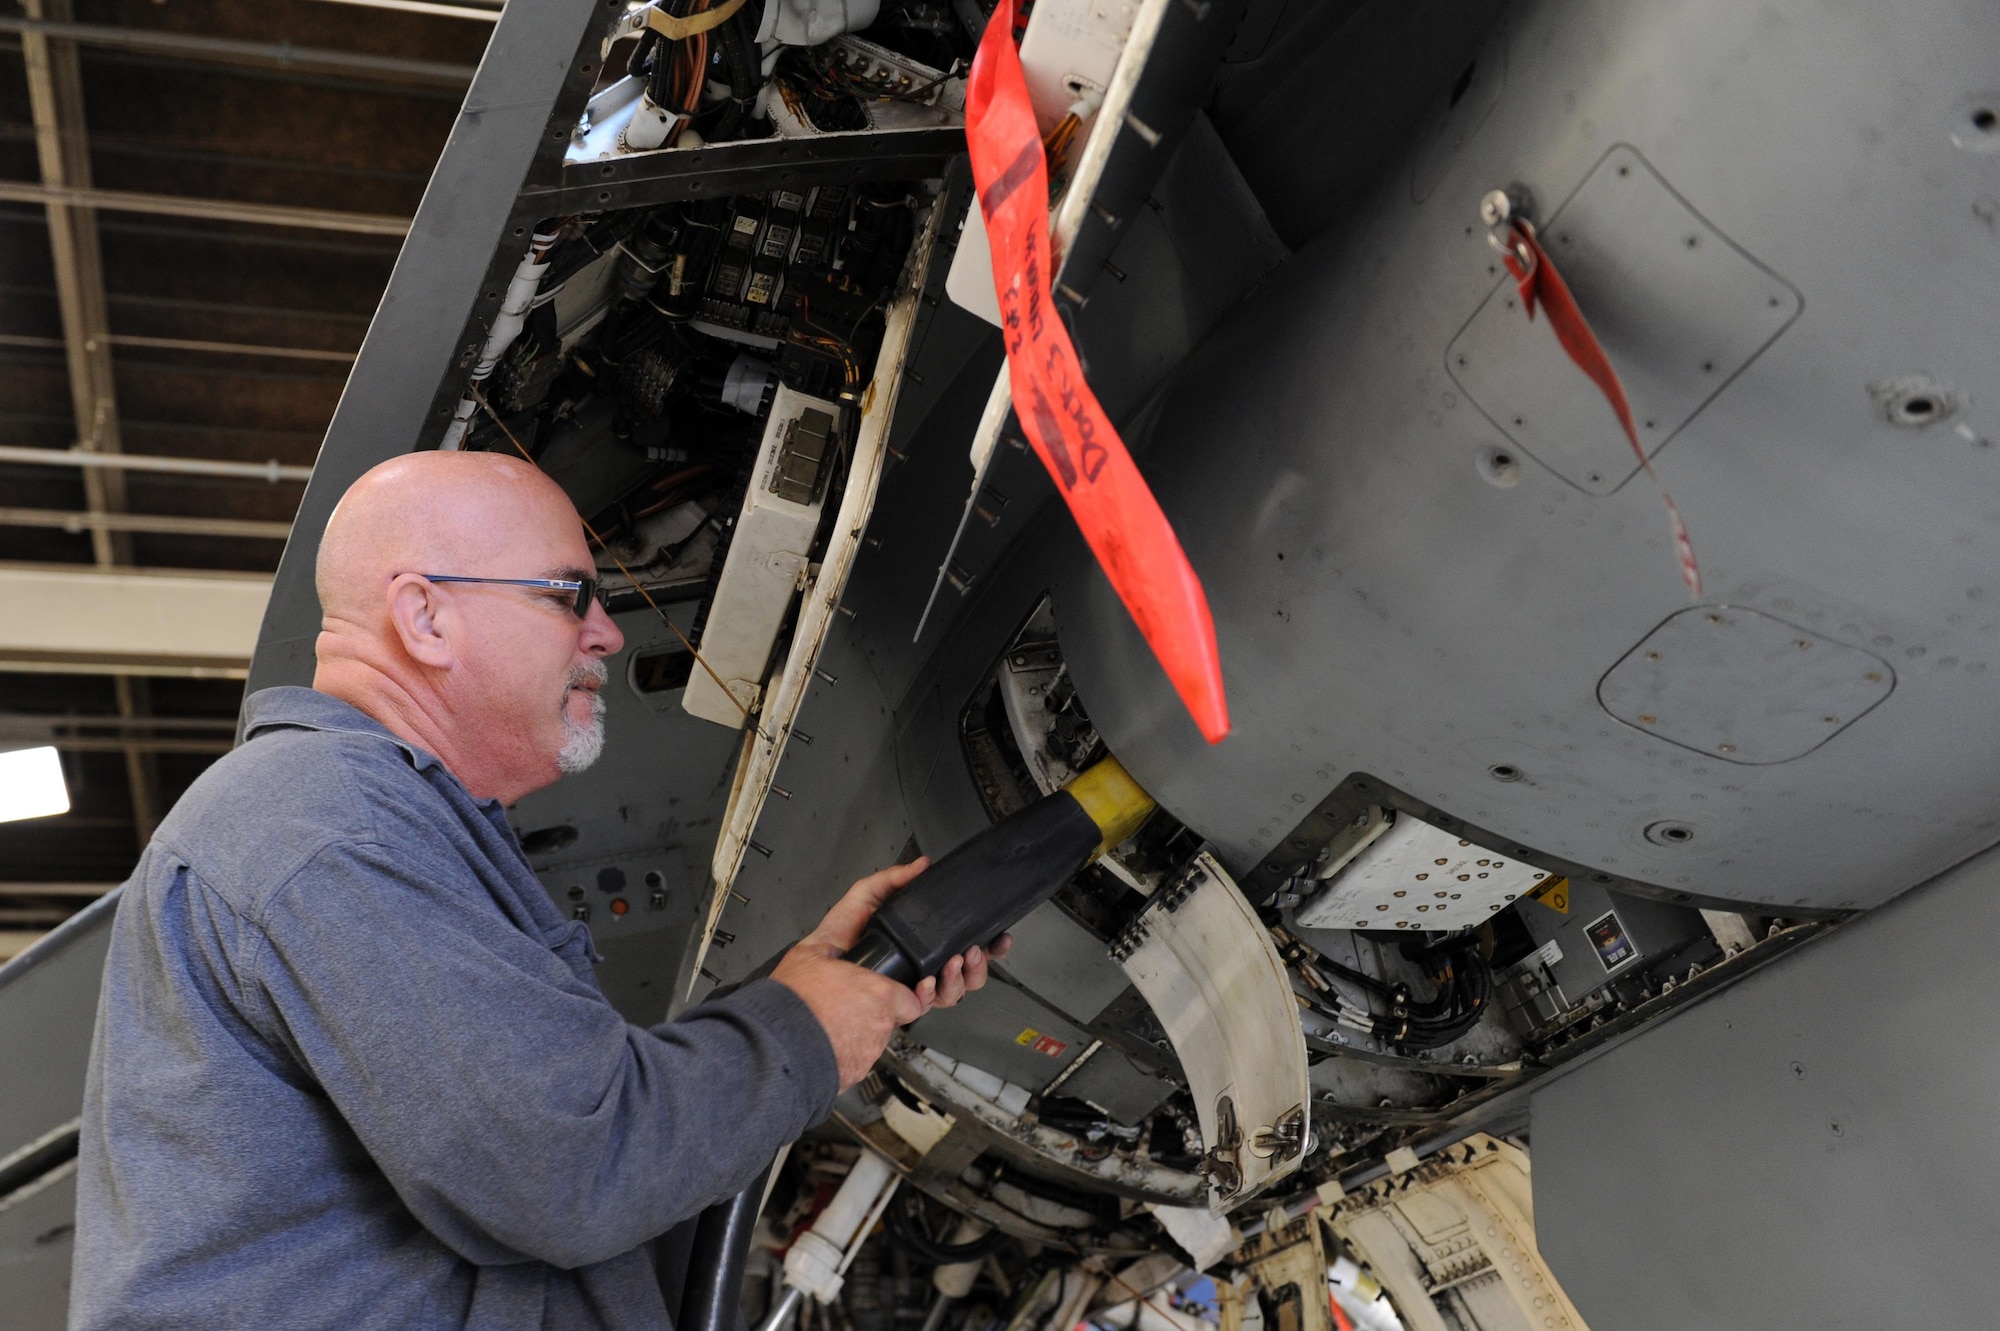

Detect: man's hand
771,858,1012,1089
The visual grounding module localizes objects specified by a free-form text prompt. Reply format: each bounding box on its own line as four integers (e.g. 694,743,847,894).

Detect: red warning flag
1494,217,1703,598
965,0,1230,743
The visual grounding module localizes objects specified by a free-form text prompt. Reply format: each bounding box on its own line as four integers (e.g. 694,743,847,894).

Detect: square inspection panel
1597,605,1896,764
1446,143,1801,494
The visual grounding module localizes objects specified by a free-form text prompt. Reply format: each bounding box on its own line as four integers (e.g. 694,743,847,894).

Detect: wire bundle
885,1189,1008,1266
1273,926,1492,1051
627,0,762,144
774,44,961,133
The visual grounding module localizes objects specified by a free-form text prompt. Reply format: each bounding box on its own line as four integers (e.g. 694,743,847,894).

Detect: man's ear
386,575,455,669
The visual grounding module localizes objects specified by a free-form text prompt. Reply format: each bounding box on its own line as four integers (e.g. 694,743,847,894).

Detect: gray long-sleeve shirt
71,686,838,1330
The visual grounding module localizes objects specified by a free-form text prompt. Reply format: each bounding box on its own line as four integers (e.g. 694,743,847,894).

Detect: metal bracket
1249,1103,1307,1162
1198,1094,1243,1198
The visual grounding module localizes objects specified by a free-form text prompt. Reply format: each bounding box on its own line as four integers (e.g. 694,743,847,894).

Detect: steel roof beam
306,0,503,21
0,15,476,87
0,181,410,234
0,507,293,540
0,883,120,898
0,565,272,679
17,0,164,843
0,735,233,755
0,714,237,733
0,445,312,483
0,332,356,363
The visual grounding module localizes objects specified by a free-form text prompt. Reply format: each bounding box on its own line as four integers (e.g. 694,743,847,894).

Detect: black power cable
885,1189,1007,1266
694,8,762,142
1284,928,1492,1051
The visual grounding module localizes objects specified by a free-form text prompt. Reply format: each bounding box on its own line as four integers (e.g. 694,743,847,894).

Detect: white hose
779,1151,900,1304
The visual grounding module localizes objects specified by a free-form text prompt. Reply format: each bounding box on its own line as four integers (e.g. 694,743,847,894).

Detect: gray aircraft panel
0,1164,76,1331
1530,839,2000,1330
0,898,113,1158
1057,0,2000,912
246,0,604,694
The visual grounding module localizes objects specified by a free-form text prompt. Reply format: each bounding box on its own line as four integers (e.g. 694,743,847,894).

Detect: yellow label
1015,1028,1039,1046
1531,877,1570,915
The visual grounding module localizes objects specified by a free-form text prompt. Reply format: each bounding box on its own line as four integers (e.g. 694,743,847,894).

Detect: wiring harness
884,1188,1009,1265
1271,925,1492,1051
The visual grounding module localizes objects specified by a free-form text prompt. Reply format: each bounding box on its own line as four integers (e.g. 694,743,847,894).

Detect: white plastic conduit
755,1151,901,1331
781,1150,898,1305
440,230,559,449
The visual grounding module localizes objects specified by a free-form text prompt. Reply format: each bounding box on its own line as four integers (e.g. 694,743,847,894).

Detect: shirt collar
241,686,451,779
242,686,521,846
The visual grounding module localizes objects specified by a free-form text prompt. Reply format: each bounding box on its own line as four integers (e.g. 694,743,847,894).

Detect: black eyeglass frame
419,574,602,618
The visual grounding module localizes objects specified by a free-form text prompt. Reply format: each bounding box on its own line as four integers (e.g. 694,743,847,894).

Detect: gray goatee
557,660,608,775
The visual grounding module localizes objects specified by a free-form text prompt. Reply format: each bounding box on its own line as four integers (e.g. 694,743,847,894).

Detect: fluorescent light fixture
0,746,70,823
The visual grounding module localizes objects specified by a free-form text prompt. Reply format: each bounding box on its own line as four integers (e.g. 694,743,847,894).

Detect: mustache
566,660,608,692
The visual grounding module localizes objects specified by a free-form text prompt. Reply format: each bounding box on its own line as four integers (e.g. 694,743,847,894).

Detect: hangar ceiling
0,0,495,956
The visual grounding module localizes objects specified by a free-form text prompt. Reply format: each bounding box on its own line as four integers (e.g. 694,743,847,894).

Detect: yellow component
1014,1028,1039,1046
1531,876,1570,915
1063,755,1157,857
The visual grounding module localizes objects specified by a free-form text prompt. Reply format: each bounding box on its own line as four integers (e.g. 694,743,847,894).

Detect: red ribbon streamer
965,0,1229,743
1498,219,1703,599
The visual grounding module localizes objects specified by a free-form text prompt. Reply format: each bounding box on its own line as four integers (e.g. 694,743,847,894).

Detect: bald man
69,452,998,1331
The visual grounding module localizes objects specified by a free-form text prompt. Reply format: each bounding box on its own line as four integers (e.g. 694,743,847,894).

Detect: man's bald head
310,449,623,803
316,450,581,625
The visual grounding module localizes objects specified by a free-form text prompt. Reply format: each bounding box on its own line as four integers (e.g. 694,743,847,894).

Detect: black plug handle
846,789,1104,986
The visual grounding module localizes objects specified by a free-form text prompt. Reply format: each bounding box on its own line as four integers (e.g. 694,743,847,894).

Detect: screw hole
1975,107,1998,133
1477,445,1521,488
1488,763,1523,783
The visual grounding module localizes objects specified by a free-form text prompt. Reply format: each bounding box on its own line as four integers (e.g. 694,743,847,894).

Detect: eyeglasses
420,574,602,618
